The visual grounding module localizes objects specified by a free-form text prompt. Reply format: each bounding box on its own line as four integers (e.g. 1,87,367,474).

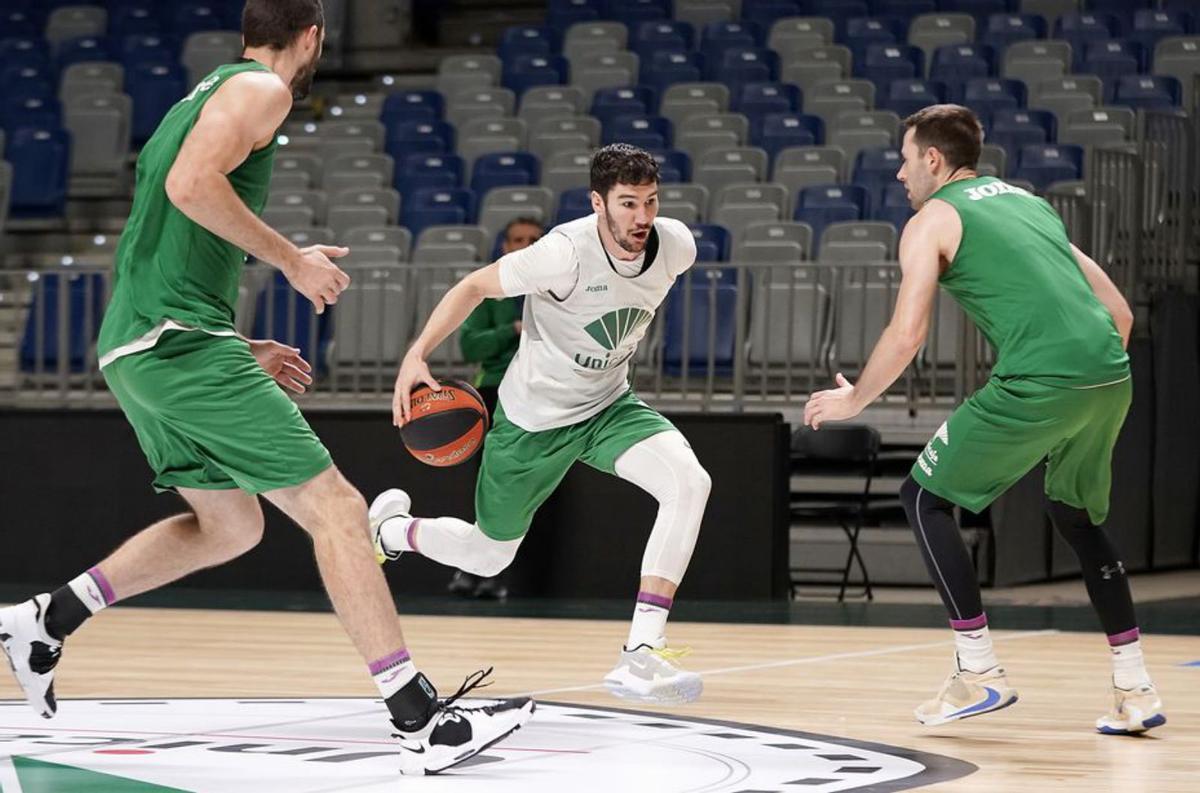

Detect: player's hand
285,245,351,315
249,339,313,394
804,373,862,430
392,352,441,428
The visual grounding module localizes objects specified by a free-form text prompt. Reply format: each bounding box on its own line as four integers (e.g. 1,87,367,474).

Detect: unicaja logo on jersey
576,308,653,370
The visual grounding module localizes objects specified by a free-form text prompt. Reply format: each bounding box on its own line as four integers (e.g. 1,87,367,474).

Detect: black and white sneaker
392,668,535,776
0,594,63,718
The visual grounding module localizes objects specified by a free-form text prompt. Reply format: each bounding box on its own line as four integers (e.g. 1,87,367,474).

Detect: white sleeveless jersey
496,213,696,431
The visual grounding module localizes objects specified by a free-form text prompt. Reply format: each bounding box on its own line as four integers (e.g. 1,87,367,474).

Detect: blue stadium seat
171,3,233,35
499,26,555,62
1056,12,1117,64
591,86,654,128
734,82,801,118
631,19,694,59
556,187,592,224
856,43,923,94
930,44,995,83
1129,9,1191,54
19,271,104,374
381,90,444,127
403,188,476,233
120,34,178,70
663,268,738,376
874,182,914,231
1015,144,1083,191
1084,40,1147,89
700,21,760,66
753,113,823,162
2,95,61,133
795,184,867,244
1111,74,1181,110
384,120,455,158
960,77,1025,118
56,36,114,70
713,48,779,92
690,223,731,261
939,0,1013,28
693,239,721,262
989,107,1056,146
982,14,1045,51
880,78,946,117
111,4,162,38
251,272,331,373
873,0,936,15
640,50,704,95
606,0,669,23
603,114,672,149
648,148,691,182
8,127,70,217
501,54,568,96
808,0,870,40
853,147,902,213
0,9,39,38
0,38,50,71
395,154,464,196
845,16,903,63
1,65,55,102
546,0,602,35
742,0,803,32
127,62,187,144
470,152,540,194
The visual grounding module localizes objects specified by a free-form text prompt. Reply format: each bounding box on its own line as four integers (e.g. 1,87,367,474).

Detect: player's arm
804,202,945,429
164,72,349,313
1070,243,1133,349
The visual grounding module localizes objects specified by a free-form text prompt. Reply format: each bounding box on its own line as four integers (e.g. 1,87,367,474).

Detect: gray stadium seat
774,147,845,212
518,86,587,121
563,21,628,60
908,14,975,72
323,153,393,191
477,187,554,241
458,117,528,171
658,183,710,224
46,6,107,46
529,116,601,163
437,54,502,94
64,94,131,179
1030,75,1101,120
1059,107,1135,148
829,111,900,179
275,152,323,187
805,79,875,124
446,87,516,127
660,83,729,126
740,220,813,258
676,113,749,160
0,160,11,235
674,0,736,29
710,183,788,238
1154,37,1200,111
829,262,900,374
344,226,413,260
1004,40,1073,86
748,261,828,367
568,51,639,103
412,244,479,264
332,188,401,225
694,147,768,195
328,92,386,120
182,32,243,87
268,190,328,226
543,150,594,195
780,45,851,92
270,171,310,191
977,143,1008,178
768,17,834,53
262,206,315,229
414,225,490,261
281,226,336,247
329,267,413,371
1019,0,1078,30
321,120,386,153
328,205,390,238
59,62,123,104
819,221,898,260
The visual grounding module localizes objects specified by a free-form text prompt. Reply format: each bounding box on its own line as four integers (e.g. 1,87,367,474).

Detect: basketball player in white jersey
375,144,710,704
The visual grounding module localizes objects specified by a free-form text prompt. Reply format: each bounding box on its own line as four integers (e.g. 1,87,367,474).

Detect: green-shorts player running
377,144,712,705
804,104,1164,735
0,1,531,775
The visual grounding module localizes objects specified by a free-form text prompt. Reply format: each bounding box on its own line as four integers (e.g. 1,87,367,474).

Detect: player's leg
1043,379,1164,734
581,395,709,704
373,400,580,577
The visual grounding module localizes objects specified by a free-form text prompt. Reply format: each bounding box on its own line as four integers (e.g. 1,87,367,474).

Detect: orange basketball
399,379,490,467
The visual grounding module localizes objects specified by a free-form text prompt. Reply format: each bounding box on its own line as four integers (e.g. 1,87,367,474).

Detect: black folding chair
788,424,882,601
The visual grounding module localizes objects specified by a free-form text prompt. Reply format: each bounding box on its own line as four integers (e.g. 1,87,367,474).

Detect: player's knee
197,506,264,558
460,532,520,577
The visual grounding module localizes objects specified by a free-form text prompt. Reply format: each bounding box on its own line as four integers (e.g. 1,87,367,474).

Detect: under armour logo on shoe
1101,562,1126,580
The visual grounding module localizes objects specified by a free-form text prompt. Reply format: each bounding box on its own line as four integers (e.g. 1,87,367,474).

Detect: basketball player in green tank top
805,105,1165,734
0,0,531,774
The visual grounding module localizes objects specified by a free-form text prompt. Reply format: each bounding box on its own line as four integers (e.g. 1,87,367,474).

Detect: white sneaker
393,669,535,775
0,594,63,719
603,644,703,704
915,657,1019,726
369,488,413,564
1096,681,1166,735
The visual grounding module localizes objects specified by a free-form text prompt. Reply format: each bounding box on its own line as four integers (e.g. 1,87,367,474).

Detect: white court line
514,629,1059,698
0,757,23,793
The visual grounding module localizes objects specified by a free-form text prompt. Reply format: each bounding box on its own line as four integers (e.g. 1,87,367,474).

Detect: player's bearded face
897,130,936,209
290,31,323,100
602,182,659,255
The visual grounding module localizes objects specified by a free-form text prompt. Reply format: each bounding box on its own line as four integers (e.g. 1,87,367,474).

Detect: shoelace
442,667,495,710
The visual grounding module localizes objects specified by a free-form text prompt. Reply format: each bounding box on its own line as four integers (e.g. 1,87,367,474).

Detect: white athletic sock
379,516,418,554
626,592,671,651
370,648,418,700
1110,638,1152,689
954,625,999,673
68,568,115,614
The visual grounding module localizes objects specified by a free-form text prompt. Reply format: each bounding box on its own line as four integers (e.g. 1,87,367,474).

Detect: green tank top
98,60,278,359
931,176,1129,387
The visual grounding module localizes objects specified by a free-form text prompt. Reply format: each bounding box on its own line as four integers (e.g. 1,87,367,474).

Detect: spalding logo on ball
399,379,490,467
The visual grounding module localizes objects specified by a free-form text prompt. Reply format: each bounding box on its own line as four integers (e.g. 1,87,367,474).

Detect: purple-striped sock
951,613,998,673
370,648,416,699
949,613,987,632
627,591,673,650
1107,627,1139,647
67,567,116,614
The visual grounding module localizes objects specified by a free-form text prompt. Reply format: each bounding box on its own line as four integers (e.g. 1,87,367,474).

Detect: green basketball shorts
911,375,1132,525
474,390,677,541
103,330,333,494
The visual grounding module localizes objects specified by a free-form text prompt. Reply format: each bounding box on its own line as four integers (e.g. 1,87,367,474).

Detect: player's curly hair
243,0,324,50
590,143,660,199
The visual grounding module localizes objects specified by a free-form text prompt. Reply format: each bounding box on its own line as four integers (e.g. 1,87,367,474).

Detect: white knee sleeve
614,430,711,584
412,517,522,578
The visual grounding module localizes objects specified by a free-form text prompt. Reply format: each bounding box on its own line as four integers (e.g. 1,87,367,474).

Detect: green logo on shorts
584,308,653,351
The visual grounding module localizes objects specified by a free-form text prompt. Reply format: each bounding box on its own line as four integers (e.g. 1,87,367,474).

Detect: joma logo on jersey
964,182,1032,201
585,284,609,293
